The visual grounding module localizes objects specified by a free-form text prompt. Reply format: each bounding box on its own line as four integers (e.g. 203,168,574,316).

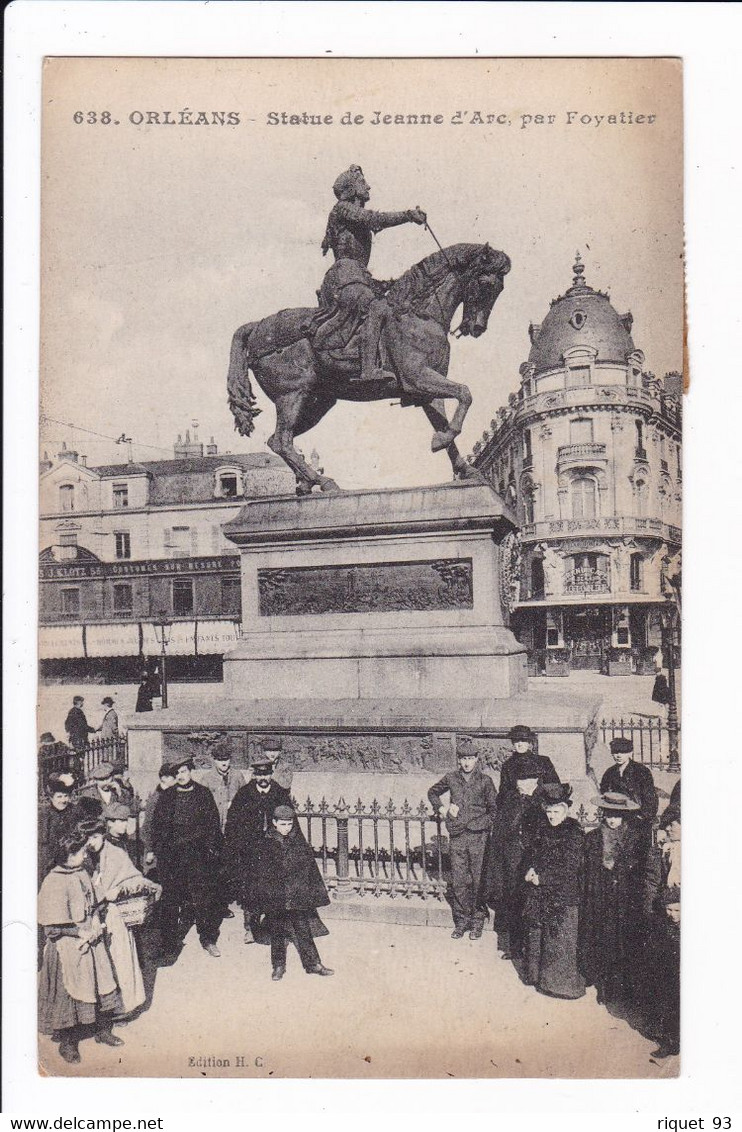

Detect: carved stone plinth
221,480,527,701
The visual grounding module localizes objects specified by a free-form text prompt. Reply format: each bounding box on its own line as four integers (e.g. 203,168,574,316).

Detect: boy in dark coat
428,745,498,940
498,726,560,800
151,756,225,960
225,759,292,943
248,805,332,981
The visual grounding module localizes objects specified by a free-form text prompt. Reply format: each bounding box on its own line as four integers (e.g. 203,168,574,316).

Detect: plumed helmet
333,164,364,200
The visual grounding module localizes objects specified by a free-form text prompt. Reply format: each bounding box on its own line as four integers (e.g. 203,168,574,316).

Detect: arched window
59,484,75,512
571,475,597,519
523,492,534,524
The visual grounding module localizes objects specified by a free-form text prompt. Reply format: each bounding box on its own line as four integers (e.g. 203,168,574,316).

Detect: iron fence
600,716,680,770
296,796,450,900
39,734,129,790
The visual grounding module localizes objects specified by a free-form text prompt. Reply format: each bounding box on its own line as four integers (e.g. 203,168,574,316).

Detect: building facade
39,431,295,680
471,256,682,676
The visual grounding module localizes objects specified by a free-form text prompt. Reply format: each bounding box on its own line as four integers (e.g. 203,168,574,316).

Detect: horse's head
458,245,511,338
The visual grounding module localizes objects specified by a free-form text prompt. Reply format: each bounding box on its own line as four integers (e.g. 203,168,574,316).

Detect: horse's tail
227,321,262,437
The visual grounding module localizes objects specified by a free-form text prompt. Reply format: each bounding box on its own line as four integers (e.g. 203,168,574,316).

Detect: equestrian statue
227,164,511,495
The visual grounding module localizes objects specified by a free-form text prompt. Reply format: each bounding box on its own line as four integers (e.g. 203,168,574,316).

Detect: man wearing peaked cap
225,756,292,943
77,762,122,819
600,737,658,835
102,801,132,856
498,725,561,800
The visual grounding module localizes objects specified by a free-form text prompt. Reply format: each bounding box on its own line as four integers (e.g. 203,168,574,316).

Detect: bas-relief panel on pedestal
162,729,517,775
257,557,474,617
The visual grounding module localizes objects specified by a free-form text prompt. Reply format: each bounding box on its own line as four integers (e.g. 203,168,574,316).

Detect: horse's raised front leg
268,391,341,496
422,400,484,481
396,364,472,452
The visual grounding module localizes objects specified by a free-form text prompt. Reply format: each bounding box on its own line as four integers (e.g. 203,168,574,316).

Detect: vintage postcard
37,56,683,1079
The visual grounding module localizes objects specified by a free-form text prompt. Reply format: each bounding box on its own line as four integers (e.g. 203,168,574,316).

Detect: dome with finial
527,253,635,375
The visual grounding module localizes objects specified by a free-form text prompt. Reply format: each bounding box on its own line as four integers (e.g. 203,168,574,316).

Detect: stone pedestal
221,480,527,701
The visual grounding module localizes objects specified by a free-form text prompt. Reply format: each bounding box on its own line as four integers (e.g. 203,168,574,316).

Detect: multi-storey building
471,256,682,676
39,430,295,681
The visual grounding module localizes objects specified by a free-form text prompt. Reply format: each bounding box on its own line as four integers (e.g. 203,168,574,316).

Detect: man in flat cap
77,762,122,819
498,726,561,801
247,805,332,981
317,165,426,383
225,757,293,943
103,801,132,857
428,741,498,939
151,756,225,960
600,738,658,839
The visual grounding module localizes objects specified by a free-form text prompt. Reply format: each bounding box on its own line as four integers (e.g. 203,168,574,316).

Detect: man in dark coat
600,738,658,840
498,726,560,800
579,792,648,1011
479,753,545,959
64,696,95,767
248,805,332,981
77,762,122,818
225,759,293,943
151,755,225,959
428,745,498,940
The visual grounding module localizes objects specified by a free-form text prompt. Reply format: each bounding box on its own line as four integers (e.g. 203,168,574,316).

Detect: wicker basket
114,890,155,927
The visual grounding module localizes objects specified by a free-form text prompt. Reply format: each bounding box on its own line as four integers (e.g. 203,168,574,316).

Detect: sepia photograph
32,53,686,1081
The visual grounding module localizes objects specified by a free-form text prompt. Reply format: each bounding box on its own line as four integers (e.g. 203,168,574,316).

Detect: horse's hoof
320,479,341,494
431,430,455,453
296,481,313,497
455,463,487,484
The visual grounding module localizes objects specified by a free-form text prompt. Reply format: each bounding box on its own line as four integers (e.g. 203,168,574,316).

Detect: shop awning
85,623,141,657
141,620,241,656
39,625,85,659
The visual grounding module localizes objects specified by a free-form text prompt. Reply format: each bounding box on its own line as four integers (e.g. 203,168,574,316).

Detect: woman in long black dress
520,782,585,1000
580,791,647,1012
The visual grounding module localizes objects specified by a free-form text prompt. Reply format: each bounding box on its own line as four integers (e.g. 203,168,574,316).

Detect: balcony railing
564,570,611,595
521,517,681,543
557,442,607,465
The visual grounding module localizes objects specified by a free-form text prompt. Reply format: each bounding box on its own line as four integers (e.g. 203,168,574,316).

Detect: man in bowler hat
151,755,225,960
225,758,292,943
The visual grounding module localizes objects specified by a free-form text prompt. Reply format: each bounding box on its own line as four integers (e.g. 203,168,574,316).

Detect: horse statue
227,242,511,495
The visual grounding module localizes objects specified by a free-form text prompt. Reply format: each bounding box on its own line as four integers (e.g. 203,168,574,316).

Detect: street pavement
38,913,677,1080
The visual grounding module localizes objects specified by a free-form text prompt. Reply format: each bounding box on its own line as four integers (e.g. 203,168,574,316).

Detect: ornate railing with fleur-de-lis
294,795,452,900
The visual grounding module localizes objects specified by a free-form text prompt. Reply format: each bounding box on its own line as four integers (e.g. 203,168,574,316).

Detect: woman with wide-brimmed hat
579,792,648,1013
519,782,586,1000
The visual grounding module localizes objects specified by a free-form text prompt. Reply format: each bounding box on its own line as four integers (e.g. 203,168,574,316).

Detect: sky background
40,57,683,488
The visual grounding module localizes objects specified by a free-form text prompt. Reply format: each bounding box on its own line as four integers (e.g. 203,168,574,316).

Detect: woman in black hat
498,726,560,800
519,783,585,999
579,792,647,1013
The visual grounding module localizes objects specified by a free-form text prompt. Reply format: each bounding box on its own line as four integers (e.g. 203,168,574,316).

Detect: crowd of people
428,725,680,1059
37,715,681,1068
37,744,332,1067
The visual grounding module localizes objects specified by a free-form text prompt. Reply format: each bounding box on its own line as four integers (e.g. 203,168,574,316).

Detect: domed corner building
471,254,682,677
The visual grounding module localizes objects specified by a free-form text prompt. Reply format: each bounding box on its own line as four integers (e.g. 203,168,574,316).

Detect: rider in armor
318,165,426,382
